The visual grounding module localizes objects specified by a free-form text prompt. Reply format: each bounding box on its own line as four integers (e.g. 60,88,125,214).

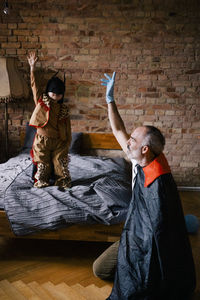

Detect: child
27,52,72,189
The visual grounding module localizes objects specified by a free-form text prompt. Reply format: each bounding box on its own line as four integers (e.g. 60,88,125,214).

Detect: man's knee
92,240,119,280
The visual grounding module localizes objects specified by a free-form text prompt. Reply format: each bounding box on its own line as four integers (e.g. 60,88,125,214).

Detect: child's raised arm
27,51,38,72
27,52,40,105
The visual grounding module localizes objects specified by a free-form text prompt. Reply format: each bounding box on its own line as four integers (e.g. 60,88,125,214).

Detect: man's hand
27,51,38,71
101,72,116,104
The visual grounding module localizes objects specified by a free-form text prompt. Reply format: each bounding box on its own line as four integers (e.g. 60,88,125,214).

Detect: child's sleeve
30,70,40,105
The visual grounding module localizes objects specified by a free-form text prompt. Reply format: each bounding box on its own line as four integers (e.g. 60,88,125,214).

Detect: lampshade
0,57,29,103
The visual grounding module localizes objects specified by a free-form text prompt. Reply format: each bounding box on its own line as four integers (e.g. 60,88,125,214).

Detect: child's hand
27,52,38,70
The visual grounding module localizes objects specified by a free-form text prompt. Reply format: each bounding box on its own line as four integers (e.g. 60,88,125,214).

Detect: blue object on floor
185,214,199,234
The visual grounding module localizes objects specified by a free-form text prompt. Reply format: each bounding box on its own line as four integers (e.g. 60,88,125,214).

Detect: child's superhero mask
46,75,65,95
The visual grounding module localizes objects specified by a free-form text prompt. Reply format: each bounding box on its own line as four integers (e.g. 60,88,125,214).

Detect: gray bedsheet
1,152,132,236
0,150,32,209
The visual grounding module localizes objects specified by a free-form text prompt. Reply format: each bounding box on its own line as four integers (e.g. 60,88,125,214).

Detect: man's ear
141,145,149,154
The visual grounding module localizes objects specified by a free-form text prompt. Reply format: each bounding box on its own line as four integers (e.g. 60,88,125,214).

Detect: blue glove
101,72,116,103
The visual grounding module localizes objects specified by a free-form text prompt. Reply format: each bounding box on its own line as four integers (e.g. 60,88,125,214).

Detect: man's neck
138,153,157,167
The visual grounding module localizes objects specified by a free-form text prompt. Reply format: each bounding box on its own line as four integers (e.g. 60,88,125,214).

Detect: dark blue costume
107,154,196,300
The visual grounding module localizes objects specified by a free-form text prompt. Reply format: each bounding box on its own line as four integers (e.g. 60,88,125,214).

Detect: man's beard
127,145,134,160
127,145,141,162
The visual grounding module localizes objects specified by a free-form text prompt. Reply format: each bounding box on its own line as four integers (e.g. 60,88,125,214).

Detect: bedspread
0,150,32,209
1,152,132,236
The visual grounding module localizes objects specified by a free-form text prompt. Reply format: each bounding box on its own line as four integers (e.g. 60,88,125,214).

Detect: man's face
48,92,63,102
127,127,147,161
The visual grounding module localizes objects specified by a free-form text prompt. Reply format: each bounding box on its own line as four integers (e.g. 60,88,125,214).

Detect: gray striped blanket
1,152,132,236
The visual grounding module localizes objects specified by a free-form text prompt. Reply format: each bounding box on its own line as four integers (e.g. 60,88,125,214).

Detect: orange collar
142,153,171,187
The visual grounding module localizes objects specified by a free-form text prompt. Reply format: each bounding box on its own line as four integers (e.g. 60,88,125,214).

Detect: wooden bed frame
0,133,125,242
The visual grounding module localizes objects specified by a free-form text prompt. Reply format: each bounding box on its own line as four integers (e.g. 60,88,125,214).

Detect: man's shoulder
148,172,177,194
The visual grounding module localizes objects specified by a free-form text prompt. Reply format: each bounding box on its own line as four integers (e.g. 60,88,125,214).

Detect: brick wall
0,0,200,186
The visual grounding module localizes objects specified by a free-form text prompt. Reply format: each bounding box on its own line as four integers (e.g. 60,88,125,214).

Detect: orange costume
29,71,71,188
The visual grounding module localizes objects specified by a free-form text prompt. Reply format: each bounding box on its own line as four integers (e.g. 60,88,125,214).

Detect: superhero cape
108,154,196,300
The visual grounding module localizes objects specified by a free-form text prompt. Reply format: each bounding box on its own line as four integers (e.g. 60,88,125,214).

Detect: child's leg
31,134,51,187
34,162,51,187
52,141,71,189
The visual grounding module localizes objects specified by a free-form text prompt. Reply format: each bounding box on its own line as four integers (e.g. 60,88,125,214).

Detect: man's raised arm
101,72,129,154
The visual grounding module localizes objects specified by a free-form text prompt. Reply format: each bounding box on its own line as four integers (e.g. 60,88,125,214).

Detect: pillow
69,132,83,154
23,123,36,149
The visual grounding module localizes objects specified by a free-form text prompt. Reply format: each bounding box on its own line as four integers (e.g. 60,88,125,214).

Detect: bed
0,128,132,242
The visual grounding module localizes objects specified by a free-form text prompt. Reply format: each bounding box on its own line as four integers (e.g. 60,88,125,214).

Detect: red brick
8,36,17,42
18,36,28,42
13,30,31,36
144,93,160,98
6,49,17,55
2,43,20,48
0,29,11,36
0,36,7,42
